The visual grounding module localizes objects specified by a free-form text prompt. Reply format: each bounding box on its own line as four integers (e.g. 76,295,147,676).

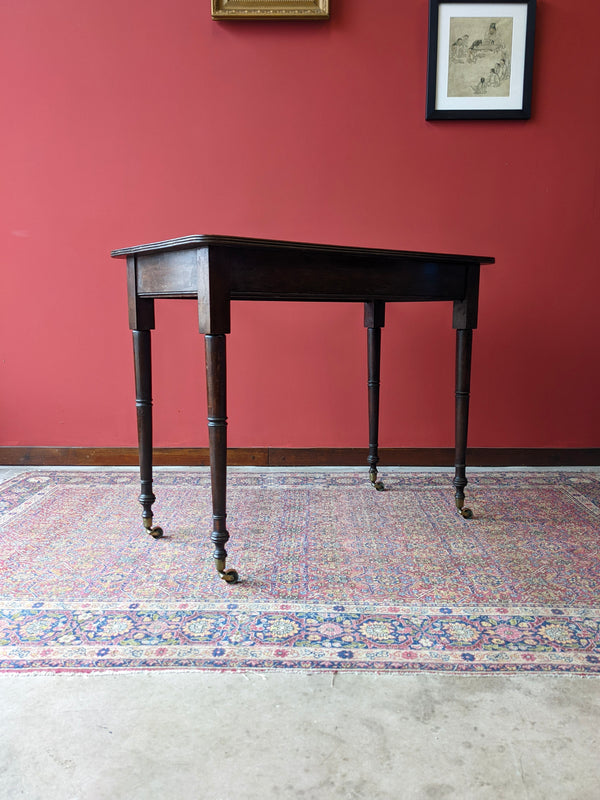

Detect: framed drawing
211,1,329,19
426,0,536,119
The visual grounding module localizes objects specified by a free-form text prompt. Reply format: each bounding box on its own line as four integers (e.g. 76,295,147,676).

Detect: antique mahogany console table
112,235,494,584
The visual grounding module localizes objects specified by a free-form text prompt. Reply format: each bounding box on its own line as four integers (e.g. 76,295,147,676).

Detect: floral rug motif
1,469,599,673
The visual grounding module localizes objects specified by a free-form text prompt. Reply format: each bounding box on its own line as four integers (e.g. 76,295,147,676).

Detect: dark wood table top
111,234,494,264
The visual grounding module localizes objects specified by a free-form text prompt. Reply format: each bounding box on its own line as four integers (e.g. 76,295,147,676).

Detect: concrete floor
1,467,600,799
1,672,600,799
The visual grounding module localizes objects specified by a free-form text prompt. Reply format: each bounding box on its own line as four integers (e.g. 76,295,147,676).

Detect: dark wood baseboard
270,448,600,467
0,447,266,467
1,446,599,467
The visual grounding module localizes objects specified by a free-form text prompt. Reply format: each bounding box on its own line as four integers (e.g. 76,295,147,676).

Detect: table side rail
133,246,476,303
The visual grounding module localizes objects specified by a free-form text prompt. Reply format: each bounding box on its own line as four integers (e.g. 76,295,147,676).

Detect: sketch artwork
447,16,513,97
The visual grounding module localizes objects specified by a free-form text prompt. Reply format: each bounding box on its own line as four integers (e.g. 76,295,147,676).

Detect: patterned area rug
1,469,599,673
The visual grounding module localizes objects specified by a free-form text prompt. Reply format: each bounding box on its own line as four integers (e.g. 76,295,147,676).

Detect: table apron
134,250,472,304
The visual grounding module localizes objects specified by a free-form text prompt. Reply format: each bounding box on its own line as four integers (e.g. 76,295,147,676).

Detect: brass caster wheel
220,569,239,584
459,507,473,519
369,471,385,491
144,519,164,538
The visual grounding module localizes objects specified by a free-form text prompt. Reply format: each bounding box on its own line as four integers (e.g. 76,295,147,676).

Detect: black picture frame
426,0,536,120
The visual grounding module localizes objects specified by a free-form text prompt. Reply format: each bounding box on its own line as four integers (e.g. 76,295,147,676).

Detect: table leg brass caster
369,469,385,491
143,518,164,538
454,482,472,519
455,500,473,519
219,569,239,584
215,559,239,584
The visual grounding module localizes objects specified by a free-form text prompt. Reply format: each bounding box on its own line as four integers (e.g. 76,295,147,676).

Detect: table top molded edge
110,235,495,264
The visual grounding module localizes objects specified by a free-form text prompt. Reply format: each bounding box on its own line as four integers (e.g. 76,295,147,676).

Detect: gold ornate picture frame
211,1,329,20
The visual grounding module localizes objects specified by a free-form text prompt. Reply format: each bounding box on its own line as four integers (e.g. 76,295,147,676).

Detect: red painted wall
1,0,599,449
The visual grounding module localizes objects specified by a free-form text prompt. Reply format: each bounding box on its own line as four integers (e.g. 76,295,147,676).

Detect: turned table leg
365,301,385,491
132,329,163,538
205,333,238,583
453,328,473,518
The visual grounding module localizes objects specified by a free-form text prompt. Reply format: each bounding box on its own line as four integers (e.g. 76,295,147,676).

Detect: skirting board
1,447,599,467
